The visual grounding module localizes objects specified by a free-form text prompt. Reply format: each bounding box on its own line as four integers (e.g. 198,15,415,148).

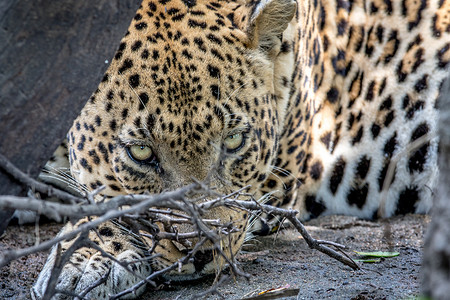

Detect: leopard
32,0,450,298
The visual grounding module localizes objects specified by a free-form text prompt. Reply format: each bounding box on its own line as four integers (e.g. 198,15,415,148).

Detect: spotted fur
32,0,449,298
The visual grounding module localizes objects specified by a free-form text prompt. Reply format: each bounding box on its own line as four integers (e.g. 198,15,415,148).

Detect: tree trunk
0,0,140,234
422,74,450,299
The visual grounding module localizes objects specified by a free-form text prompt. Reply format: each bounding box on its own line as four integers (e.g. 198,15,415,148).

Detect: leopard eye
224,133,244,152
126,145,154,163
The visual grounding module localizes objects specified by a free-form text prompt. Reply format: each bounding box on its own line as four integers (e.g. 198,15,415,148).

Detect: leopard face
68,0,297,272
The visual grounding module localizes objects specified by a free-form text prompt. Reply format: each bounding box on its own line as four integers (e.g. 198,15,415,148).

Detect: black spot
211,48,224,61
70,276,79,286
110,119,117,131
287,145,298,154
118,59,133,74
188,19,207,29
267,179,277,188
437,43,450,69
77,135,86,151
380,96,392,110
351,126,364,145
309,161,323,180
152,50,159,60
210,85,220,99
408,123,430,173
280,41,290,53
138,92,149,110
108,143,115,153
396,60,408,82
384,0,393,14
88,150,100,165
148,2,157,11
305,195,326,218
329,157,346,194
320,131,332,151
326,87,339,103
414,75,428,92
408,143,429,174
384,111,394,127
107,90,114,100
411,123,429,141
371,123,381,138
109,184,121,191
365,27,374,56
347,113,355,129
347,184,369,208
141,49,149,59
337,18,348,35
99,227,114,237
131,41,142,51
135,22,148,30
121,108,129,120
383,133,397,157
182,49,193,59
376,25,384,42
379,78,387,95
207,33,222,45
79,158,92,173
182,0,197,8
355,155,371,179
365,81,375,101
147,114,156,129
98,142,109,163
193,37,207,52
207,65,220,78
112,242,123,252
395,186,419,215
406,101,424,119
129,74,140,88
115,42,126,60
257,174,266,182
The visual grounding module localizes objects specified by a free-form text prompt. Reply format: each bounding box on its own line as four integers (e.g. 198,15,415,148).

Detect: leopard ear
245,0,296,54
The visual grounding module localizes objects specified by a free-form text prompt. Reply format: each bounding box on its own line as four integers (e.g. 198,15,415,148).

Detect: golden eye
127,145,154,163
224,133,244,152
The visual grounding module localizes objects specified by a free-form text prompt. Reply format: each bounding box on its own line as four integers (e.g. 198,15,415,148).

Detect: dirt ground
0,214,429,299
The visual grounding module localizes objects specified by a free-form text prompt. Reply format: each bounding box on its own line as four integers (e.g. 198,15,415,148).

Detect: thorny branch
0,154,359,299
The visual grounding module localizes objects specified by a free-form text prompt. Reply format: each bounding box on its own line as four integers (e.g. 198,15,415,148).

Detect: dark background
0,0,141,232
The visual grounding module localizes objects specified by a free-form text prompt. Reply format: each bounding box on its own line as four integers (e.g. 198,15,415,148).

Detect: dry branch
0,153,359,299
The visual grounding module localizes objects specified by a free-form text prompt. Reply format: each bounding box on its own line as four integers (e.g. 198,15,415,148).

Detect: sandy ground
0,214,429,299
